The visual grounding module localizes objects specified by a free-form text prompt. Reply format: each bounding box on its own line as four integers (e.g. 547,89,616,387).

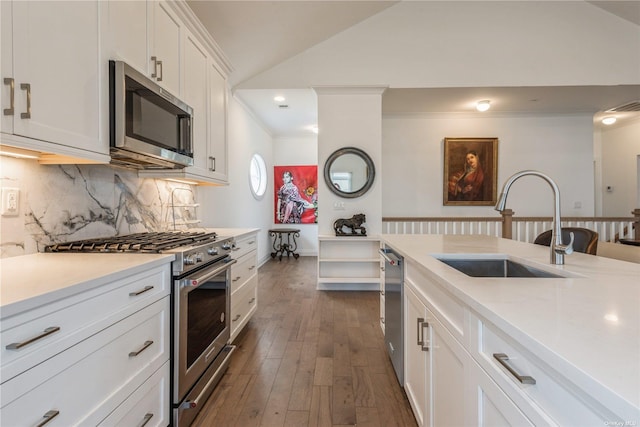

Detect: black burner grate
45,231,218,253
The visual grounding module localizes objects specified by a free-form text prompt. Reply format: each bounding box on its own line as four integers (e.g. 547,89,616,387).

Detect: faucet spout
494,170,573,265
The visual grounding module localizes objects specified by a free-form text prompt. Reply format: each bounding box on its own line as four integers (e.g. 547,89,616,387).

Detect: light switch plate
1,187,20,216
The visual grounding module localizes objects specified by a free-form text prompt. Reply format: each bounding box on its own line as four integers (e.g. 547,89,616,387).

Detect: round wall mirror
324,147,375,198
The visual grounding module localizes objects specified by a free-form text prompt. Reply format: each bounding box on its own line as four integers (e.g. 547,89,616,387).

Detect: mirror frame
324,147,376,198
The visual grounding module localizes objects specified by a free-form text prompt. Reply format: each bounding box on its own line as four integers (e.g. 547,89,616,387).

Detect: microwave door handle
186,259,237,290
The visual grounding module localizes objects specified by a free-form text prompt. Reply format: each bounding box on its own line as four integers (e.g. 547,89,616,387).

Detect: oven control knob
207,247,219,256
222,242,232,250
184,255,196,265
195,252,204,262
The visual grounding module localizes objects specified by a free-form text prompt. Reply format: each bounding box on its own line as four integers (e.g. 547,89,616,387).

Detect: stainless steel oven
45,231,238,427
173,254,236,427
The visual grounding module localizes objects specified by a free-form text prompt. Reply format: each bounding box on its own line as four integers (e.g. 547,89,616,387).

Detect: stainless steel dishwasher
380,246,404,385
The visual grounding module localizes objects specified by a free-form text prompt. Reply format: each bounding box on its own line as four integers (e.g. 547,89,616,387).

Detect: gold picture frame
443,137,498,206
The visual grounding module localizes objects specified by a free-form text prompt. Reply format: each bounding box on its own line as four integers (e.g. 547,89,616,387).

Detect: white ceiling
187,0,640,137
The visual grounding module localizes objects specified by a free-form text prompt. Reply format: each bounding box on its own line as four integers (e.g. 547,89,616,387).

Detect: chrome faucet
495,170,574,265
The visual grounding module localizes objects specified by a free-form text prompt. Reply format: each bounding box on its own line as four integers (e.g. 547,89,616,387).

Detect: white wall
382,113,595,217
199,96,274,264
272,135,318,255
317,87,383,236
600,119,640,216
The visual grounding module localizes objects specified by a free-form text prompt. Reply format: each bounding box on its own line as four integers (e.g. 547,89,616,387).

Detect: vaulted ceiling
187,1,640,137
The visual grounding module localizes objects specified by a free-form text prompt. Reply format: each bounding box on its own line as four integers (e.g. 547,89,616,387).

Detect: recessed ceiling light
476,100,491,112
602,116,617,125
274,95,285,103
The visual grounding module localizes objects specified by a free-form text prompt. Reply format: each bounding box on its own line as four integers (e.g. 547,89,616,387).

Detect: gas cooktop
45,231,219,254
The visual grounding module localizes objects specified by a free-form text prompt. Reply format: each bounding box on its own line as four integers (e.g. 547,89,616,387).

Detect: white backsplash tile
0,157,196,258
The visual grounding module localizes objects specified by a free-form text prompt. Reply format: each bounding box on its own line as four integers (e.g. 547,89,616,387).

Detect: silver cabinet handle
420,321,430,352
209,156,216,172
6,326,60,350
416,317,425,347
248,265,256,271
139,413,154,427
380,316,385,324
20,83,31,119
35,410,59,427
493,353,536,384
156,60,163,82
232,314,241,322
129,340,153,357
232,276,241,282
248,297,255,304
129,285,154,296
151,56,158,78
4,77,14,115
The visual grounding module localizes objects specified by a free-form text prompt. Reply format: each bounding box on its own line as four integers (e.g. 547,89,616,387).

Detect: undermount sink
437,257,567,278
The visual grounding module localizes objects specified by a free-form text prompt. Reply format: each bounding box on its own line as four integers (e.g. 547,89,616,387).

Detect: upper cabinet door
208,61,228,182
7,1,104,155
150,1,181,96
101,0,148,75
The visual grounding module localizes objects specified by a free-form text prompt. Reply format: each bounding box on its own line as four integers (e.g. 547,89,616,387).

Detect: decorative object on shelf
324,147,375,199
274,165,317,224
269,228,301,260
170,187,200,230
333,213,367,236
443,137,498,206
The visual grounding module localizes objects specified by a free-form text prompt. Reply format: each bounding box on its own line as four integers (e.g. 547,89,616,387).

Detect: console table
269,228,300,261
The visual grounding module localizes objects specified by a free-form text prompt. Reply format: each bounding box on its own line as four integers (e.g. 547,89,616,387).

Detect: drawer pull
20,83,31,119
129,285,154,296
417,318,430,351
232,276,241,282
6,326,60,350
380,317,385,324
248,265,256,270
232,314,241,322
139,413,154,427
493,353,536,385
129,340,154,357
35,409,59,427
4,77,14,115
248,297,255,304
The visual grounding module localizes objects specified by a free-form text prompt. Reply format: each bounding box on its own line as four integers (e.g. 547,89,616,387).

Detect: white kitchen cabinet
404,284,430,426
101,0,148,75
0,0,109,163
138,10,230,185
149,0,182,95
317,235,381,290
0,262,171,426
230,231,259,341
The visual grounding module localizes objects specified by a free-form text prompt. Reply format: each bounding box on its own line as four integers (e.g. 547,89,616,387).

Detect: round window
249,153,267,199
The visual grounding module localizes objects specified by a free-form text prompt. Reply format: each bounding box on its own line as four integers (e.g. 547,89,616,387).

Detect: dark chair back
533,227,599,255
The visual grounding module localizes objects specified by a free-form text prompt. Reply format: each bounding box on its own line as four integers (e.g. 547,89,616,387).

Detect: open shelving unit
317,235,381,291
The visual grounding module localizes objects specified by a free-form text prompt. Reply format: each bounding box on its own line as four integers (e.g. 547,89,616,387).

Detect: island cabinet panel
469,311,618,425
0,262,171,427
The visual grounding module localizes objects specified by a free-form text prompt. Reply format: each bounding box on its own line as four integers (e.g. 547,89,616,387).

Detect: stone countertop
0,253,174,318
381,234,640,418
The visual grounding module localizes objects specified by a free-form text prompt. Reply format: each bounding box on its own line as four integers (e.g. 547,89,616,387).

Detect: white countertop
381,234,640,416
1,253,174,318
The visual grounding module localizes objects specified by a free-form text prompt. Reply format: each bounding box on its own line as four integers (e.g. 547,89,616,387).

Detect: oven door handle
187,259,237,289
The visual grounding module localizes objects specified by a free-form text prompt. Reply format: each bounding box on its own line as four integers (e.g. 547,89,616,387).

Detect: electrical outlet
333,201,345,210
1,188,20,216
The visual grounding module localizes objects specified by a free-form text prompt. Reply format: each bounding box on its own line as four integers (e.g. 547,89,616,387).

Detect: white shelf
317,236,382,290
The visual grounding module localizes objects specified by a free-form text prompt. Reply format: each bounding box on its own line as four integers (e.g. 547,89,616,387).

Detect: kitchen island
381,234,639,426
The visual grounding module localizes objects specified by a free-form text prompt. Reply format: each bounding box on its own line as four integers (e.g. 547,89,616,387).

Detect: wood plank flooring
192,256,417,427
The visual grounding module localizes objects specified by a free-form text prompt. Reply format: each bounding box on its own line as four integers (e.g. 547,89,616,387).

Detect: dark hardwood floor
192,256,417,427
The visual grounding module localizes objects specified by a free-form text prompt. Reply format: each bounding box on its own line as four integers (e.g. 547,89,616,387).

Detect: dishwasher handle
379,248,402,266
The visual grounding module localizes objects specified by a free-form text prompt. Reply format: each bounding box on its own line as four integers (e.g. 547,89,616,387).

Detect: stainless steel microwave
109,60,194,169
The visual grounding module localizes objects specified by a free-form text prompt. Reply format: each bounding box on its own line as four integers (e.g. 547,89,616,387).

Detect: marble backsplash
0,156,197,258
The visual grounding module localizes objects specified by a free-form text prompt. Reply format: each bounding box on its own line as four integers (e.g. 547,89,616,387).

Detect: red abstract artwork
274,165,318,224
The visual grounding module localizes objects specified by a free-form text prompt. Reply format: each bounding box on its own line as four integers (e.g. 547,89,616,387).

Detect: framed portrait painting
443,137,498,206
274,165,318,224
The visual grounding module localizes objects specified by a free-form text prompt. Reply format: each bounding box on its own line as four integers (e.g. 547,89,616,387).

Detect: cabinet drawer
405,262,464,340
231,250,257,295
230,275,257,340
232,233,258,260
1,297,169,426
475,315,614,425
98,361,170,427
1,265,169,382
